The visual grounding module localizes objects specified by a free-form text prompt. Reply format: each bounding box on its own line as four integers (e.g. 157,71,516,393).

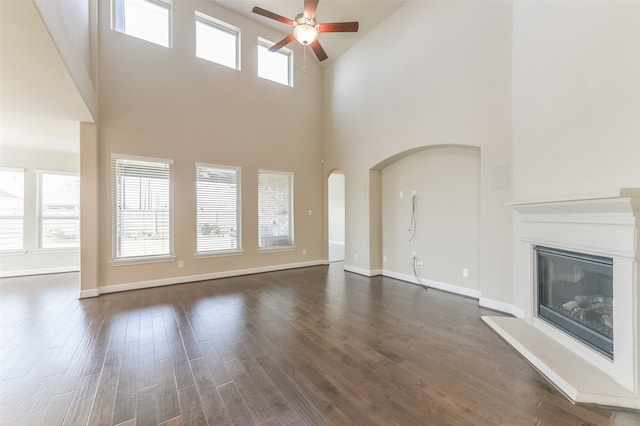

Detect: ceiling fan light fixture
293,24,318,45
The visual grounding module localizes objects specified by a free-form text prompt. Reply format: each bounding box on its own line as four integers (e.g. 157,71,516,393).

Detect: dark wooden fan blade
318,22,359,33
310,40,328,62
304,0,319,19
252,7,294,26
269,34,296,52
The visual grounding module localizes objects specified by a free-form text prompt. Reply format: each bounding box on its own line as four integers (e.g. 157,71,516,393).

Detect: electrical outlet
463,268,469,278
308,210,312,216
354,253,358,260
302,249,306,255
399,191,404,199
383,255,388,263
178,260,184,269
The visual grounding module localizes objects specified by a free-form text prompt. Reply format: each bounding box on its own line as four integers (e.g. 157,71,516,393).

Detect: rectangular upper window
258,170,294,250
195,12,240,70
37,171,80,249
258,38,293,87
196,164,241,254
112,155,173,261
112,0,171,47
0,168,25,251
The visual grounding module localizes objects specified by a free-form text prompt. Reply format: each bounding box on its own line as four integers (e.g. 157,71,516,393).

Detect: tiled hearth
484,189,640,409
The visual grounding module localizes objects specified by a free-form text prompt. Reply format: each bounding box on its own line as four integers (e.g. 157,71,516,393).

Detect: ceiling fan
252,0,359,62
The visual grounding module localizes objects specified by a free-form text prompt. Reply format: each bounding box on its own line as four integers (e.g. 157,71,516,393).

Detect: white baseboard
383,270,482,299
0,265,79,278
343,265,382,277
96,260,326,295
480,297,525,318
78,288,100,299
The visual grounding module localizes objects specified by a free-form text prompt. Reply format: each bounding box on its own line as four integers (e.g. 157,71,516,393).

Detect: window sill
0,249,27,256
111,255,176,267
195,250,244,259
35,248,80,254
257,246,296,254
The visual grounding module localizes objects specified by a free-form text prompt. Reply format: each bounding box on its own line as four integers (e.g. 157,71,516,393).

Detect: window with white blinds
0,168,25,251
37,171,80,249
258,170,293,249
112,155,173,260
196,164,241,254
195,12,240,70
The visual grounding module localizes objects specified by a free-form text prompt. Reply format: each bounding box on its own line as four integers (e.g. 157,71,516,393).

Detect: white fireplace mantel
484,188,640,409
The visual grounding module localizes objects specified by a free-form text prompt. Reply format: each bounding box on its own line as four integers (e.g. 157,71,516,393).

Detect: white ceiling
0,1,93,154
215,0,407,64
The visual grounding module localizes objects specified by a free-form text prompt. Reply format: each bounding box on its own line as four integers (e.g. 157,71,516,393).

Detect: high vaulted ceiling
0,0,406,154
214,0,407,64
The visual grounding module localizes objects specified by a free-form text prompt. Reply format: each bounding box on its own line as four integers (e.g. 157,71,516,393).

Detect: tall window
37,171,80,249
196,164,241,254
258,170,293,249
0,168,24,251
112,0,171,47
112,155,173,260
195,12,240,70
258,38,293,87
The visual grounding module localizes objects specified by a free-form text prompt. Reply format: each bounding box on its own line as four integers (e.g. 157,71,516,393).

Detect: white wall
512,1,640,201
324,1,513,304
0,146,80,276
381,146,480,291
94,0,325,291
511,1,640,313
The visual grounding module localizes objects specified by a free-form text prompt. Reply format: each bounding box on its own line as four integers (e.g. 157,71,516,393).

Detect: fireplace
482,189,640,409
536,246,613,359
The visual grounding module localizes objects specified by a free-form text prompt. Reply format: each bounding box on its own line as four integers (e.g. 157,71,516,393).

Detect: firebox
536,246,613,359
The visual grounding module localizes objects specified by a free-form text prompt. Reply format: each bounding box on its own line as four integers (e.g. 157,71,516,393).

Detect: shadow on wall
328,170,345,262
371,145,481,292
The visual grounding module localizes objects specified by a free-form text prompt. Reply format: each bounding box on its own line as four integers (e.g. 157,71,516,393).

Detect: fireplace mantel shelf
482,316,640,410
508,188,640,207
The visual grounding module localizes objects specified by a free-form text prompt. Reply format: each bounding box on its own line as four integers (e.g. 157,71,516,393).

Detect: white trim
194,250,244,259
111,152,174,164
97,260,325,295
195,162,241,172
0,250,27,256
0,265,79,278
343,265,381,277
78,288,100,299
383,269,482,299
479,297,525,318
257,246,295,254
34,169,79,177
111,255,176,266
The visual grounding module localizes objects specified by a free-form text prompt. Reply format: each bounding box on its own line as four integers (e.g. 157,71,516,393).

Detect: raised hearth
487,189,640,409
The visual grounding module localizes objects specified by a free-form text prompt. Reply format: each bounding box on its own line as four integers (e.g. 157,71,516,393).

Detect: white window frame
36,170,80,251
195,163,242,257
0,167,25,253
258,169,294,251
112,0,172,48
258,37,293,87
111,154,174,264
195,11,241,70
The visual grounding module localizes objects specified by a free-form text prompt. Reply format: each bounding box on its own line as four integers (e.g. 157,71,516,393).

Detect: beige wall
34,0,97,118
0,146,80,276
324,1,513,305
96,0,324,289
512,1,640,201
381,146,480,291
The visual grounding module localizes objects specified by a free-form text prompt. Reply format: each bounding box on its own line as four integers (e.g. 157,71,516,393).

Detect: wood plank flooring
1,265,639,425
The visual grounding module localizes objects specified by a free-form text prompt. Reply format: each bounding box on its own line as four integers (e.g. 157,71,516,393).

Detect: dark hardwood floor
1,265,639,425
